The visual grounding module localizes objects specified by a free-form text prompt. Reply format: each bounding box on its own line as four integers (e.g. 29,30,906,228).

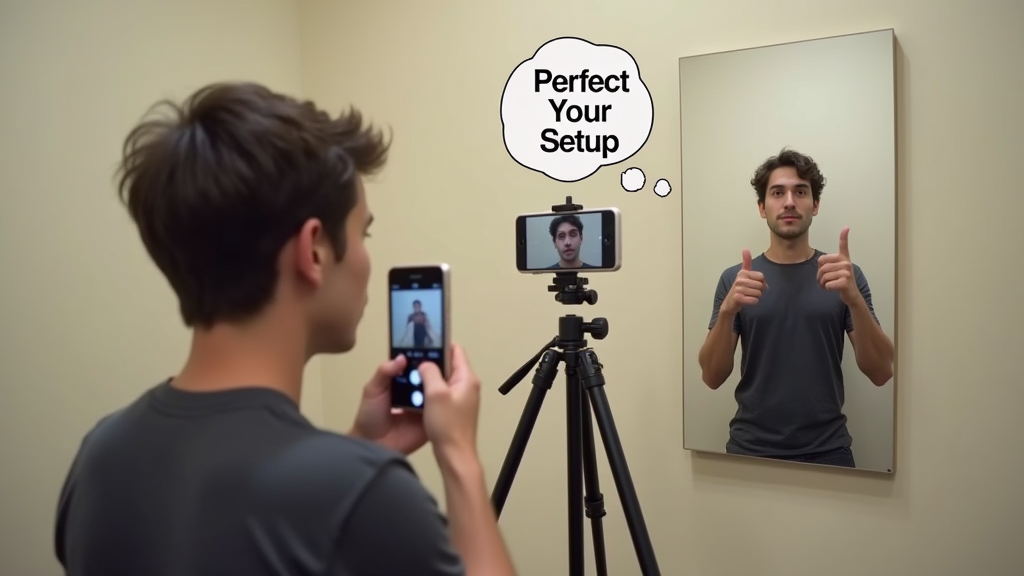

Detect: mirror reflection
680,30,897,473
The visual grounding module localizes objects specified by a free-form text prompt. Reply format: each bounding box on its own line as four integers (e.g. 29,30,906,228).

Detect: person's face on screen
759,166,818,240
553,222,582,262
306,178,372,355
413,301,421,313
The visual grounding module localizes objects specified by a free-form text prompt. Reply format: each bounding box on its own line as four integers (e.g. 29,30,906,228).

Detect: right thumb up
741,249,752,271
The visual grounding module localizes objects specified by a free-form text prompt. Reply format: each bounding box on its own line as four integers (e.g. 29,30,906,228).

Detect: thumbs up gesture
721,249,768,315
817,226,859,304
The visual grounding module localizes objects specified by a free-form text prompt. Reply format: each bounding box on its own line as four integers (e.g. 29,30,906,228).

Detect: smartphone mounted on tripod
492,197,661,576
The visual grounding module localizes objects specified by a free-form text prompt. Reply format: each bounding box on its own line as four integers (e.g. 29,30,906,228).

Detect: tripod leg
580,390,609,576
565,360,585,576
579,350,661,576
491,350,559,517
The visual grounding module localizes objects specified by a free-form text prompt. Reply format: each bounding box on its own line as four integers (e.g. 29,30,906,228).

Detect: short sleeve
845,264,880,333
329,461,465,576
708,270,741,334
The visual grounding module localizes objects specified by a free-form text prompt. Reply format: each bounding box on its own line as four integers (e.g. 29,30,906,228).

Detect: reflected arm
698,273,740,390
699,321,739,389
845,267,894,386
424,315,440,342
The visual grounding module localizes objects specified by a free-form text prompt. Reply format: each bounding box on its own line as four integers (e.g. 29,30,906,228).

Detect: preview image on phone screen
389,278,445,409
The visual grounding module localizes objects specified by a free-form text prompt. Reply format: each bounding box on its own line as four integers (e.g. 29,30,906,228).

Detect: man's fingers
364,355,407,395
734,278,764,290
383,354,408,375
418,362,446,394
449,343,468,376
373,355,406,382
819,270,848,284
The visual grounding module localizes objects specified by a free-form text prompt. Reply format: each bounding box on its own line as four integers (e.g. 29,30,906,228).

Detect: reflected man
398,299,440,348
697,148,894,468
546,214,598,269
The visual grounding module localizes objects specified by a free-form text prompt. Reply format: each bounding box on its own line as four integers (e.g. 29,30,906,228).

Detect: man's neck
171,318,308,405
764,233,815,264
561,257,582,268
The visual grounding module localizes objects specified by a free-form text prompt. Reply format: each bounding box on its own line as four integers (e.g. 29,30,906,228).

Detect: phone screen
389,265,448,410
515,208,621,272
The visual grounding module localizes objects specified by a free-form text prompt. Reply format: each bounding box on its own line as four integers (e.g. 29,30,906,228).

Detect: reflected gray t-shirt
54,381,465,576
708,250,878,457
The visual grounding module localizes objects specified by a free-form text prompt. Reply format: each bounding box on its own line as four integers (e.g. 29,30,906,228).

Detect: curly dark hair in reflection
750,148,827,204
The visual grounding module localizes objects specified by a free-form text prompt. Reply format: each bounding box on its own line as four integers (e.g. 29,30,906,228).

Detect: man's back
55,381,465,576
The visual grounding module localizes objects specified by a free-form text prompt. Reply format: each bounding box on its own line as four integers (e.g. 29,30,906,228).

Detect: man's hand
349,355,427,456
419,344,481,462
721,249,768,315
817,226,861,305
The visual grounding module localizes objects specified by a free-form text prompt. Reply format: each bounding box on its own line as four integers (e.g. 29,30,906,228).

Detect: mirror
679,29,897,473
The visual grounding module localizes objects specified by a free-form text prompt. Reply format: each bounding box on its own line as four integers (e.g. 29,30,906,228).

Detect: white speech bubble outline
500,37,654,183
621,167,645,192
653,178,672,198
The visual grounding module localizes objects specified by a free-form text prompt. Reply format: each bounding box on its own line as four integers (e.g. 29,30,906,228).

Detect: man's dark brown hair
750,147,827,205
549,214,584,239
116,82,390,328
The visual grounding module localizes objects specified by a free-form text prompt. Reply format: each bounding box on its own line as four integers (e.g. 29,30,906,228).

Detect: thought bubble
621,167,645,192
653,178,672,198
500,37,654,183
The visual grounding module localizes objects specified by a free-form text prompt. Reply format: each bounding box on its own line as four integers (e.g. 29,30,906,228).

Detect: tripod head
549,273,598,306
547,196,598,306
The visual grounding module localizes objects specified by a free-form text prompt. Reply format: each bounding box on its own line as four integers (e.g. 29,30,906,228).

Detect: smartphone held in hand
387,263,451,410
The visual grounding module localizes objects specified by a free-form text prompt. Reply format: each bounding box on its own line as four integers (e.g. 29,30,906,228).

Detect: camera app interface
524,212,604,270
389,276,446,409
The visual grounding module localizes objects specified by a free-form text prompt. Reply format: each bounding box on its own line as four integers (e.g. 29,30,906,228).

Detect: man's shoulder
850,261,869,278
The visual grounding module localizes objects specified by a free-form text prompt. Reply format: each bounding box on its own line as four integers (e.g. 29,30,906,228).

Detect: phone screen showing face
388,265,448,410
515,208,621,273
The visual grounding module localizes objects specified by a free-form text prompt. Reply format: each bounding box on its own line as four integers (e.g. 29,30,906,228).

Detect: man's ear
295,218,327,288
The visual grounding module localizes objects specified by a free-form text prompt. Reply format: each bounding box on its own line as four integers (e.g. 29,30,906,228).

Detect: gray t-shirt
708,250,878,457
54,381,466,576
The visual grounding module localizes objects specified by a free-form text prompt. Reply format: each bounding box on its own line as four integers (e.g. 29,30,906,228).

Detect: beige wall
1,0,1021,575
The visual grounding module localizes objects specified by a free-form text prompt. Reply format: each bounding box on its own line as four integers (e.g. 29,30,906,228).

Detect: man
545,214,598,269
697,148,894,468
399,299,439,348
53,82,517,576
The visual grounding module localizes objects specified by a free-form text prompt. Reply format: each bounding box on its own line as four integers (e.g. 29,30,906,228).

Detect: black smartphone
515,207,622,273
388,263,451,410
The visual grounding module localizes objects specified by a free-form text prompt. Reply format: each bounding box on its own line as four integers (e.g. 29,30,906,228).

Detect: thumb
839,226,851,258
417,362,447,396
364,354,407,395
741,249,752,271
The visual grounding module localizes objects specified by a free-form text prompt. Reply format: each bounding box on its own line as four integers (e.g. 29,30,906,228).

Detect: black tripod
490,201,661,576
